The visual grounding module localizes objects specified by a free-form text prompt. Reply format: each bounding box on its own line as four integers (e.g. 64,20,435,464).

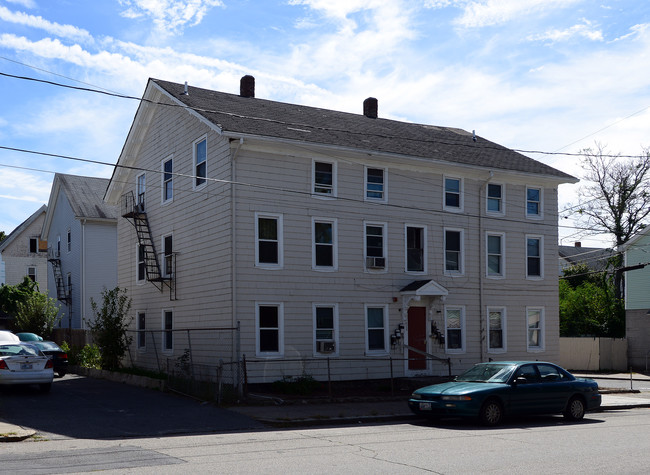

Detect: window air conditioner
317,340,336,353
366,257,385,268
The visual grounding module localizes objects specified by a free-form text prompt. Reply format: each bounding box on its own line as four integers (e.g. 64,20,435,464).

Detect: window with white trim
526,187,542,218
444,177,462,211
314,304,338,356
487,183,504,214
162,157,173,202
163,310,173,352
136,243,146,282
365,305,388,353
256,303,283,356
136,172,146,211
526,236,543,278
66,229,71,253
445,306,465,353
365,167,386,201
137,311,146,350
194,137,207,188
163,234,173,278
27,266,36,282
487,307,506,352
405,225,425,273
444,229,463,274
66,273,71,297
365,222,386,270
313,160,335,196
255,213,283,268
29,237,38,253
313,218,337,269
486,232,505,277
527,307,544,351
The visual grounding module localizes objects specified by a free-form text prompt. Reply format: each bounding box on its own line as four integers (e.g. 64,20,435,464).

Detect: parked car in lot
28,341,68,377
16,332,43,342
0,330,20,342
0,342,54,392
409,361,601,426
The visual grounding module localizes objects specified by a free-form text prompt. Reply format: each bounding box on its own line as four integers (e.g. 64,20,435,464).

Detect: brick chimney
574,242,582,248
240,75,255,98
363,97,378,118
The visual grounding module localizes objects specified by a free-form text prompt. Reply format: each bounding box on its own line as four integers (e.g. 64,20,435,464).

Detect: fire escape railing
47,247,71,303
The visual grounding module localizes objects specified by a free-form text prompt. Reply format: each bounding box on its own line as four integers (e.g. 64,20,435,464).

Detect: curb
0,426,36,443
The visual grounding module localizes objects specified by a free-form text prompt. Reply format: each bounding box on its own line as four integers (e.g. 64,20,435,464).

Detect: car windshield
33,342,61,351
456,363,517,383
0,344,40,357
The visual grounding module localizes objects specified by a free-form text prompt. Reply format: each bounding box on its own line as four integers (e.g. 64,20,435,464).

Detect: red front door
408,307,427,370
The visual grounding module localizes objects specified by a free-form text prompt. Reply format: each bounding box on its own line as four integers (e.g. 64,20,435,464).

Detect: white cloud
454,0,582,28
5,0,37,8
0,6,92,43
118,0,224,35
528,19,604,43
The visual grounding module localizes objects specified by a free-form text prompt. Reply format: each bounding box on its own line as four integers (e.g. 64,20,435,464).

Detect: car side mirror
513,376,527,385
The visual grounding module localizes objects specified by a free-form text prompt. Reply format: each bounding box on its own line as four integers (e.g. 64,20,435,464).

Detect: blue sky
0,0,649,246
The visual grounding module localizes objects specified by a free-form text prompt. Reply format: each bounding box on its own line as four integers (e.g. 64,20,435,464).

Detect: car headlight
441,395,472,401
411,393,422,400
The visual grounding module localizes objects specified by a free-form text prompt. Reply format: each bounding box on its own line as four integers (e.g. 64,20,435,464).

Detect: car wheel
39,383,52,393
564,396,585,421
479,399,503,426
57,371,66,378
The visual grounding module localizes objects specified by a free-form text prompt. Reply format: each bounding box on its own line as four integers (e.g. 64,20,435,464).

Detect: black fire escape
47,248,71,303
122,191,175,299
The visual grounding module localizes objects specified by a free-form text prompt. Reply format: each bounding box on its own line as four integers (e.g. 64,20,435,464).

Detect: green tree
559,265,625,338
0,277,40,317
14,291,61,338
0,230,6,243
87,287,132,371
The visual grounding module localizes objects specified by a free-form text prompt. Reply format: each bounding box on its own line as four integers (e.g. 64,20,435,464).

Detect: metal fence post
390,356,394,396
327,357,332,401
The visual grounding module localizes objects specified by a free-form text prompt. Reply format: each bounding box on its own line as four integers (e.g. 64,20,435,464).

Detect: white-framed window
256,303,284,357
312,160,336,196
136,243,146,283
137,311,146,350
444,228,464,275
487,307,506,353
29,237,38,253
66,273,72,297
445,306,465,353
365,304,388,354
444,176,463,211
162,310,173,352
27,266,36,282
194,136,207,188
526,186,542,218
526,235,543,279
162,157,173,203
314,304,338,356
364,222,387,271
486,232,505,278
527,307,545,351
313,218,337,270
56,235,61,256
487,183,504,214
365,166,387,202
405,225,426,273
255,213,283,268
66,228,71,253
162,234,173,278
136,172,146,211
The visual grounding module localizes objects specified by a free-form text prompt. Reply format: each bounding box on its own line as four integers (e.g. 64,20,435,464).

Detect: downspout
231,138,243,372
81,218,86,330
479,171,494,362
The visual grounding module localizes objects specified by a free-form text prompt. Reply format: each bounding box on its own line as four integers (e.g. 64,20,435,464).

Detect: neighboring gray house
42,174,118,329
559,243,614,276
105,76,576,383
0,205,48,290
621,227,650,370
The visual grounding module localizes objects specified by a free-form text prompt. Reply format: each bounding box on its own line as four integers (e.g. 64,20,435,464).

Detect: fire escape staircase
122,191,175,298
47,249,71,303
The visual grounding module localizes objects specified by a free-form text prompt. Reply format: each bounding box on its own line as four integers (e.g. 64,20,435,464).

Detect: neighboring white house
41,174,118,329
621,227,650,370
105,76,577,383
0,205,48,290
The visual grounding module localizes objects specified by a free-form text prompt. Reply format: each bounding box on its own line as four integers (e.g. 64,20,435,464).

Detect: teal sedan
408,361,601,426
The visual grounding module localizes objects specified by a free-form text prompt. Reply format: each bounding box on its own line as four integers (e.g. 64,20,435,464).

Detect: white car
0,330,20,342
0,342,54,392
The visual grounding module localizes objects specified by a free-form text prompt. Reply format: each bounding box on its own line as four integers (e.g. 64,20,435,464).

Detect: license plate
21,363,33,370
419,402,432,411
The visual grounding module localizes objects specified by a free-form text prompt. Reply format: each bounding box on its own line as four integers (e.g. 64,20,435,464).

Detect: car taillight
62,353,68,359
0,360,8,370
45,359,54,369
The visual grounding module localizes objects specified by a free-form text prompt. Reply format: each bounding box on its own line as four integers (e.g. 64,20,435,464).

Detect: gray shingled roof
152,78,575,181
57,174,117,220
559,245,614,272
